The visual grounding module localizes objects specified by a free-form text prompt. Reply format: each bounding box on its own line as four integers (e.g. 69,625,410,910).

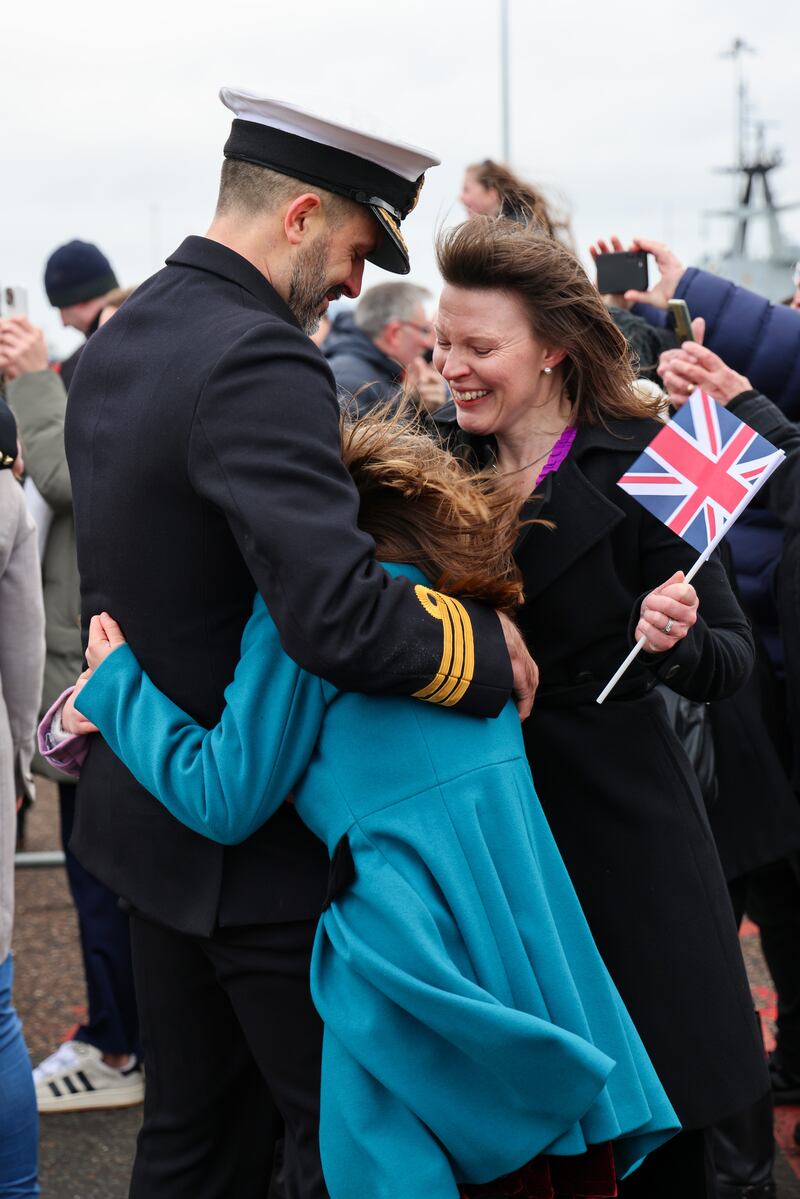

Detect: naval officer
64,88,537,1198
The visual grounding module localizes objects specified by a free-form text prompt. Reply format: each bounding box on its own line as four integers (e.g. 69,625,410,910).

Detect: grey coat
7,370,81,781
0,470,45,960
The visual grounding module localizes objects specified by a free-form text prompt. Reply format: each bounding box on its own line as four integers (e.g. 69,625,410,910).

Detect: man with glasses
326,280,450,417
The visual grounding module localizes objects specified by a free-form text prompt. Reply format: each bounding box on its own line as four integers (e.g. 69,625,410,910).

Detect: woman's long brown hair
468,160,573,247
340,407,526,613
437,217,662,427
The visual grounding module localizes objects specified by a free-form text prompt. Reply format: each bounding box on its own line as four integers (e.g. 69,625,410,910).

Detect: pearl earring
543,366,553,375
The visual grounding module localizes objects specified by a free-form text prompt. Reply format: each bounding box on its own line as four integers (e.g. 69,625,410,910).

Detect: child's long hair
340,408,526,613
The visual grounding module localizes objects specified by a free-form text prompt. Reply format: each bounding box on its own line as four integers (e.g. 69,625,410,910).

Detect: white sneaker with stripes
33,1040,144,1113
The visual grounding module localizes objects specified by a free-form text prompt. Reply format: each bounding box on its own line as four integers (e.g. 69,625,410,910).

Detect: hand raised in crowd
497,611,539,720
0,315,48,380
636,571,699,654
62,669,100,736
86,612,128,671
404,356,448,414
590,236,684,310
658,319,752,408
589,235,637,308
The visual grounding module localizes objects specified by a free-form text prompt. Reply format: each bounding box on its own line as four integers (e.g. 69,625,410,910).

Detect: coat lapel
450,418,656,603
518,455,626,600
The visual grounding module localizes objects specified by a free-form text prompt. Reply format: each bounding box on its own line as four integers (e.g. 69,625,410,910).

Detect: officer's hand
498,611,538,720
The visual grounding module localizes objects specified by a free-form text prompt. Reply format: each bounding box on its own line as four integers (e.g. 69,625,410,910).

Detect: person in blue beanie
44,240,118,388
3,246,144,1113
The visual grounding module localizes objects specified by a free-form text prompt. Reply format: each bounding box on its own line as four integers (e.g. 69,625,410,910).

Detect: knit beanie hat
0,399,18,469
44,241,118,308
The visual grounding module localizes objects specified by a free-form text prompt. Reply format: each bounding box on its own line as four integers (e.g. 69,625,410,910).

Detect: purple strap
535,425,577,487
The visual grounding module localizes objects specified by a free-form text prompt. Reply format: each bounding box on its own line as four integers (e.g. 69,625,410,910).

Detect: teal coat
76,565,678,1197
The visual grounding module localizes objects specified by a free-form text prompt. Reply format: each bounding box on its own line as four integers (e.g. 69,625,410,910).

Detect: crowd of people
1,87,800,1199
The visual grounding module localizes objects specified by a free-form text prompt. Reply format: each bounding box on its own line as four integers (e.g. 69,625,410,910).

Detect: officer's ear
284,193,324,246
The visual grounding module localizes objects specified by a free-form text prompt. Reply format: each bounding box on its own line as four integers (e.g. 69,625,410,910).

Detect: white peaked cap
219,87,441,274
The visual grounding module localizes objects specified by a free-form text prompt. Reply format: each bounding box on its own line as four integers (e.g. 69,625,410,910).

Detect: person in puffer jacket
590,235,800,419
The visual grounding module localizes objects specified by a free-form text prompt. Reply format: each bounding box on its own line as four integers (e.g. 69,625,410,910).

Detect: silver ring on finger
663,617,674,635
686,382,692,394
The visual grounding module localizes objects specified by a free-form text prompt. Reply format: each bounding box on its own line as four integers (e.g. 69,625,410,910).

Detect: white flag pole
595,449,785,705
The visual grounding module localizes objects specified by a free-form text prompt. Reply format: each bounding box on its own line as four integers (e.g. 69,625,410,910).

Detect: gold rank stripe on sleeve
411,584,475,708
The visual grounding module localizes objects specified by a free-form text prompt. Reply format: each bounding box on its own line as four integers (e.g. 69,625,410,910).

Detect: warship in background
701,38,800,303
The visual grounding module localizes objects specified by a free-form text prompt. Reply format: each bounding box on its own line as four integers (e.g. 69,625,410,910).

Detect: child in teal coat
42,416,678,1198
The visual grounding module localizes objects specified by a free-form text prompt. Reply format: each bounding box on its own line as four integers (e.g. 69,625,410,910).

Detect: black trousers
616,1128,713,1198
745,854,800,1074
59,784,140,1056
128,913,328,1199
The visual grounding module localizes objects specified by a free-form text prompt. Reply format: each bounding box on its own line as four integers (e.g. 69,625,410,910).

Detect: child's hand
86,612,127,672
63,670,100,736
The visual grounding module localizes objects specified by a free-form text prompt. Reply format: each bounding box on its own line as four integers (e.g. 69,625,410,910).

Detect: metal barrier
14,851,66,868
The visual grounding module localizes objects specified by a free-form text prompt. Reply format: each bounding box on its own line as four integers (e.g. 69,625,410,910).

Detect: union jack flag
618,389,784,554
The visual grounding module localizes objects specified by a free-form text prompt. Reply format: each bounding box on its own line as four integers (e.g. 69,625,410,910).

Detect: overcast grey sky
3,0,799,357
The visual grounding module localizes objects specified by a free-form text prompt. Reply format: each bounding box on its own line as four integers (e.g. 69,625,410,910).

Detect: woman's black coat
452,415,768,1129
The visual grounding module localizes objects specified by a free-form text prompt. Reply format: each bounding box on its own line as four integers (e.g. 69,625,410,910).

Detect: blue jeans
0,954,38,1197
59,784,140,1057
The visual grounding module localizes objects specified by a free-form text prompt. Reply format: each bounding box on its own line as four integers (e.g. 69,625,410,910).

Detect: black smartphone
667,299,694,342
595,251,648,296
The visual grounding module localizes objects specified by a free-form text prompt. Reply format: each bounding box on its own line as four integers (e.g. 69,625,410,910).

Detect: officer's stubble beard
288,233,343,336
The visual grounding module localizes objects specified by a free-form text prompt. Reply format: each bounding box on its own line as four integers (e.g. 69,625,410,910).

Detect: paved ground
739,918,800,1196
12,780,800,1196
13,781,141,1198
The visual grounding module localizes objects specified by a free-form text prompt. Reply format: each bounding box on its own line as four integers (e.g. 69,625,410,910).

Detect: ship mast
706,39,799,268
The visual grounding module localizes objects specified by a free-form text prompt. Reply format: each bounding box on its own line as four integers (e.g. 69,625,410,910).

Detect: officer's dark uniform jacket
65,236,511,936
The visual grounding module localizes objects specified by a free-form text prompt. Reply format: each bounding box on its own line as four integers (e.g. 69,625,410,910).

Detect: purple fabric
37,688,89,778
535,425,577,487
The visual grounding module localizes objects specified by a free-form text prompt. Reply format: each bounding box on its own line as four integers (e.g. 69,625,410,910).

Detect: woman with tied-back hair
40,409,677,1199
432,215,769,1199
460,159,573,245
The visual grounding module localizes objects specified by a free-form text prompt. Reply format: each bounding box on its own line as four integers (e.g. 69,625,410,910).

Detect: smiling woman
433,217,770,1199
434,220,658,494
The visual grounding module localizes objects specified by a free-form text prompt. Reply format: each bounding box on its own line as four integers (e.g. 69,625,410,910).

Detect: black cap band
224,120,422,221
